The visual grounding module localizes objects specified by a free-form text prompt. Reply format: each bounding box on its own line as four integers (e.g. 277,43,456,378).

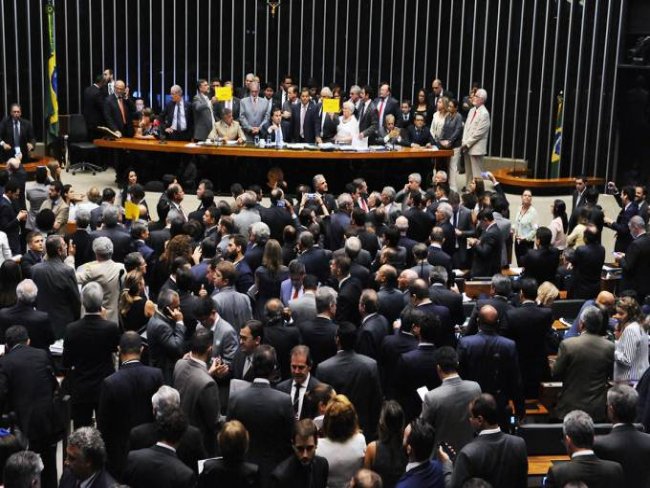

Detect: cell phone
305,193,317,200
481,171,489,179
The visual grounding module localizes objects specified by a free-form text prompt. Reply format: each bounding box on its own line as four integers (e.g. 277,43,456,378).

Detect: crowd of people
0,73,649,488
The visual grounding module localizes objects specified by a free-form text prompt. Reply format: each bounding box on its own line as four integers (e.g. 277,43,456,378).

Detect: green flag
550,92,563,178
45,0,59,143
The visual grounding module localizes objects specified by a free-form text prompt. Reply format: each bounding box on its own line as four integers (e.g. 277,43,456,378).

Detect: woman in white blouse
0,231,12,265
429,96,448,143
513,189,539,265
548,199,568,250
613,296,649,383
334,101,359,144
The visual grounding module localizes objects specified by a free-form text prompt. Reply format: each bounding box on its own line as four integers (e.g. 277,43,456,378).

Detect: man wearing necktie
263,108,287,146
239,81,271,141
0,103,36,162
291,88,319,143
161,84,193,141
102,80,135,138
276,346,321,421
192,78,216,141
461,88,491,186
374,83,400,133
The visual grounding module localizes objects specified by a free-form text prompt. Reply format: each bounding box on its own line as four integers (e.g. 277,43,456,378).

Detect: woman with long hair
254,239,289,319
549,199,568,250
411,88,434,126
429,96,449,144
363,401,408,488
613,296,649,383
150,234,194,299
119,269,155,332
513,189,539,265
0,261,22,309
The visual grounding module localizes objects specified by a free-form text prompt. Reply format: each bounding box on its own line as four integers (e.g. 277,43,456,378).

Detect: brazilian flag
550,92,563,178
45,0,59,143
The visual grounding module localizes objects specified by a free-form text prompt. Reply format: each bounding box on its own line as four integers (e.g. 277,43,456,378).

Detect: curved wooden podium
493,168,605,195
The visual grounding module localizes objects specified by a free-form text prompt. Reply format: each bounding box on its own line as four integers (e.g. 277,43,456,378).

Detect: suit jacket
263,322,302,381
316,107,340,141
32,258,81,339
124,444,196,488
228,381,295,484
451,431,528,488
451,206,475,269
298,247,331,285
103,94,135,136
214,97,241,121
0,117,36,160
233,259,255,295
83,83,106,130
290,101,320,143
377,286,407,326
0,302,54,352
229,348,255,382
380,331,418,398
593,424,650,488
374,96,400,125
396,460,448,488
244,242,265,273
0,344,58,445
421,376,482,452
91,226,133,263
493,212,511,267
288,292,317,325
461,105,491,155
521,246,560,286
356,313,388,360
276,374,322,420
97,361,164,478
68,229,94,267
466,296,513,335
404,207,436,244
0,196,21,254
76,259,125,325
199,458,260,488
129,422,206,474
146,313,187,385
457,331,525,419
471,223,502,278
621,232,650,302
160,100,194,140
570,242,606,299
546,454,622,488
63,315,120,403
297,316,338,368
429,284,465,327
59,468,117,488
192,93,215,141
260,205,293,243
395,344,441,421
404,124,435,146
269,454,329,488
335,276,362,325
427,246,454,287
316,350,382,440
357,100,379,138
504,302,554,398
212,286,253,332
607,202,638,252
240,96,271,137
416,302,455,348
173,357,221,456
553,332,615,422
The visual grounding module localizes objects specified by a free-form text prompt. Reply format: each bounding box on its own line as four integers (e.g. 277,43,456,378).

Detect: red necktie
118,98,126,124
470,109,477,124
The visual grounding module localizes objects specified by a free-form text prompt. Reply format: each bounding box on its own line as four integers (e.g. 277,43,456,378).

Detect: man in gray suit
553,305,615,422
288,274,318,325
239,81,271,141
192,78,216,141
173,329,221,456
421,347,481,452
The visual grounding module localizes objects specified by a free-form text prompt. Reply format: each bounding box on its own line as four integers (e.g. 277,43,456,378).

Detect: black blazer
594,424,650,488
230,349,256,382
570,242,606,300
466,296,514,335
395,344,441,421
429,284,465,327
198,458,259,488
97,362,164,478
214,98,241,121
124,444,196,488
269,454,329,488
379,330,418,399
0,196,21,254
620,233,650,303
263,322,301,381
260,205,294,243
607,202,638,252
83,83,106,130
129,422,207,474
290,102,320,143
521,246,561,286
275,374,322,420
59,468,117,488
546,453,622,488
62,315,120,403
335,276,362,325
403,124,435,147
358,101,379,138
356,313,389,360
0,303,55,352
471,223,502,278
103,94,135,136
316,107,339,141
377,286,407,326
404,207,436,244
160,100,194,141
297,247,332,285
0,117,36,160
297,316,338,369
90,226,133,263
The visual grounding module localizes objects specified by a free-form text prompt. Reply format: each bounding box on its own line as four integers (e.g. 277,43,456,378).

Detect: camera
305,193,317,200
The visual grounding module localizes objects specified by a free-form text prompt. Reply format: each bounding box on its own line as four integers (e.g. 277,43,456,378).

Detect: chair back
68,114,89,143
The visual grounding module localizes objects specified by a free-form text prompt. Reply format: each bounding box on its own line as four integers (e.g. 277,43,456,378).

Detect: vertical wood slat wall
0,0,624,179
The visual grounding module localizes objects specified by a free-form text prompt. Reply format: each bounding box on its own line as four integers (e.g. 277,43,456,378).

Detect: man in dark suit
262,300,301,381
228,319,261,383
160,84,193,141
97,332,164,479
0,104,36,162
68,209,95,267
90,205,133,263
0,179,27,254
620,215,650,302
465,274,514,335
395,310,441,422
402,113,435,147
357,85,379,140
451,394,528,488
83,75,107,136
316,322,383,441
594,384,650,487
331,255,362,325
520,227,561,285
380,306,419,399
63,282,120,428
173,329,221,457
504,278,554,399
297,287,339,369
276,345,322,421
376,265,407,325
32,235,81,339
468,209,502,278
102,80,135,138
270,418,329,488
213,81,242,120
291,88,320,143
374,83,400,132
297,231,331,287
59,427,117,488
20,231,45,279
123,407,196,488
260,189,294,242
228,345,295,486
356,290,389,361
457,305,525,426
0,278,54,352
404,191,436,244
553,305,615,422
396,419,451,488
546,410,622,488
570,224,606,299
604,185,638,253
0,326,60,488
409,279,454,348
450,192,475,269
429,266,465,328
571,176,590,210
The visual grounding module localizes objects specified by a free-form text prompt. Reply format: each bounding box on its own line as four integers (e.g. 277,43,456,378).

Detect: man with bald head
565,290,616,339
160,84,193,141
457,304,524,427
103,79,135,138
620,214,650,302
461,88,491,184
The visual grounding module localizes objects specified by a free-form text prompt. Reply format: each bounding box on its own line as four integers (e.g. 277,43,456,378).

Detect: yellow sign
216,86,233,101
322,98,340,114
124,200,140,221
